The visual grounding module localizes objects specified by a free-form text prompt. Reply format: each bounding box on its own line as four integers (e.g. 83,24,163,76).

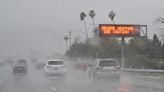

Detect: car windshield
48,61,63,65
99,60,117,67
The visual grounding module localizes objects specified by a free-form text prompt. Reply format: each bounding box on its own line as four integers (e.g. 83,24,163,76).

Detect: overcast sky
0,0,164,57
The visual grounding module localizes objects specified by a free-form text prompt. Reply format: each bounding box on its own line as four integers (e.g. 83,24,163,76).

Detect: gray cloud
0,0,163,56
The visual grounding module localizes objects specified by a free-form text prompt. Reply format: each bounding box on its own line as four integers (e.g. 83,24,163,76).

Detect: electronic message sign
99,24,142,37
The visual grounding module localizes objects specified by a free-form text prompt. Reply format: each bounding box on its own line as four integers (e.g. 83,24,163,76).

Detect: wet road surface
0,61,164,92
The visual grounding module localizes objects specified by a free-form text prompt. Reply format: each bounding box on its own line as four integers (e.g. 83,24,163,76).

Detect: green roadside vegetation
66,34,164,69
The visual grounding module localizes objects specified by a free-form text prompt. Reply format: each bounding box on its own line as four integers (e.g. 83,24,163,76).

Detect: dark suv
13,59,28,75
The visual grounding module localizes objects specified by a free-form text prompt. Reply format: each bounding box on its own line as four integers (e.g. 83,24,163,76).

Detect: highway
0,60,164,92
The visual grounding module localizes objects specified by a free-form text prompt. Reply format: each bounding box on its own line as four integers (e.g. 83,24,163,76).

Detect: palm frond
80,12,86,21
89,10,96,18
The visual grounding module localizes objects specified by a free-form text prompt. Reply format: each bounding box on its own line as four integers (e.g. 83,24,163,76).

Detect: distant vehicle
0,59,6,66
13,59,28,75
2,58,14,66
7,60,14,65
44,59,67,77
35,62,46,70
74,62,88,71
88,58,120,80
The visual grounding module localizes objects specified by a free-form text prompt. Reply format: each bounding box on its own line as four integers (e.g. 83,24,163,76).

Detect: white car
89,58,120,79
44,59,67,77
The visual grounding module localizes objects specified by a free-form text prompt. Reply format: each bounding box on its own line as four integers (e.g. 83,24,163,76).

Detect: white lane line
50,86,57,92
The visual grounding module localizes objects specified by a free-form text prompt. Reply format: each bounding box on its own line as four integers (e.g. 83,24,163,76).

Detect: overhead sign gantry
98,24,147,69
99,24,147,38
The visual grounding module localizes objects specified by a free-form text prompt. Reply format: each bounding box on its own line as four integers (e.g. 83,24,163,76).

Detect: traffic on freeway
0,0,164,92
0,58,164,92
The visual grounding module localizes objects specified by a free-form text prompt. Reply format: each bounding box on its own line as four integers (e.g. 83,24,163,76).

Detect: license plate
54,68,58,70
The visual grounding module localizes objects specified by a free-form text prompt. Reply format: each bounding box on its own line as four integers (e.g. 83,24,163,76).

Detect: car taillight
96,66,102,71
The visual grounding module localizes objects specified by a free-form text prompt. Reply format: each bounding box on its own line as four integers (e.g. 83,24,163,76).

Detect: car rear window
99,60,117,67
48,61,63,65
17,60,27,64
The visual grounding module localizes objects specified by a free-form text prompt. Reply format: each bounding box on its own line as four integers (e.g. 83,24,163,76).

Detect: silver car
90,58,120,79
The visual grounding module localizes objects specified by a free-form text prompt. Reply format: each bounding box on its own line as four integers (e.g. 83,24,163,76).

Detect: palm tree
155,16,164,24
108,11,115,24
80,12,88,39
89,10,96,29
154,16,164,41
89,10,99,37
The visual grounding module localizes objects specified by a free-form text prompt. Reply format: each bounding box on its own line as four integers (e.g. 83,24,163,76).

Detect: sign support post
121,37,125,70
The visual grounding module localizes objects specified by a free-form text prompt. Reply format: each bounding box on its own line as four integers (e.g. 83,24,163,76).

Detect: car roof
95,58,118,64
47,59,64,62
17,59,27,62
96,58,118,61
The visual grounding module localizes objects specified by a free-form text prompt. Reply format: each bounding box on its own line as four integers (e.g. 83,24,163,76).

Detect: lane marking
50,86,57,92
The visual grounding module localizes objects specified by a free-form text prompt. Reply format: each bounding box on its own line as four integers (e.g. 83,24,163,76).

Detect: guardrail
122,69,164,73
66,58,164,74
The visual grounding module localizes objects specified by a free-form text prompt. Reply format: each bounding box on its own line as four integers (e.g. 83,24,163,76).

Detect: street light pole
69,30,72,48
121,37,125,70
64,35,69,50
